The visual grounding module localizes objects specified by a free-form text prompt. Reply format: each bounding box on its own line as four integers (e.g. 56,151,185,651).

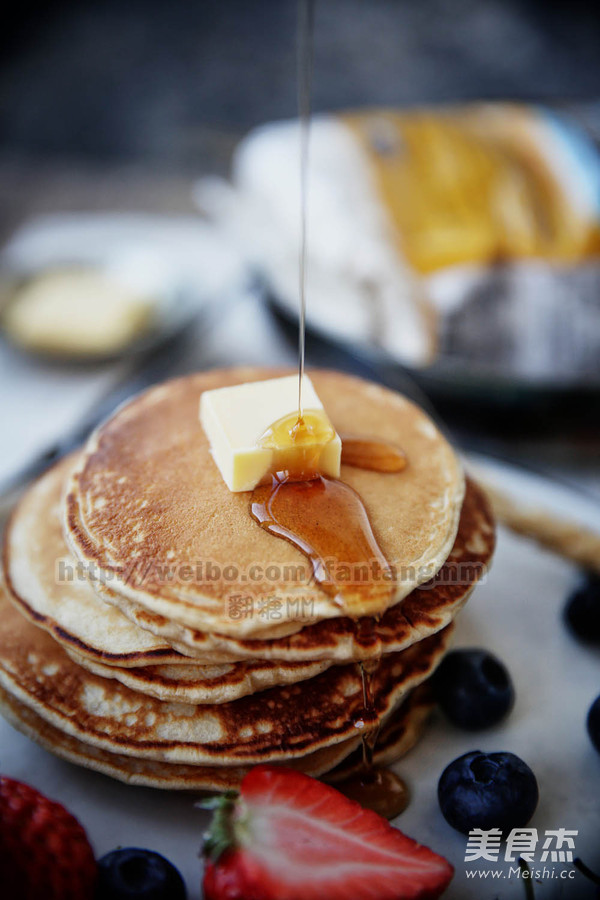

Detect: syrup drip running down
338,636,410,819
250,434,409,817
358,656,380,756
349,664,411,819
252,0,408,818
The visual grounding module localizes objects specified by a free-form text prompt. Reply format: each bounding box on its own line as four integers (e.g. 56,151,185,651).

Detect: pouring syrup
249,0,410,818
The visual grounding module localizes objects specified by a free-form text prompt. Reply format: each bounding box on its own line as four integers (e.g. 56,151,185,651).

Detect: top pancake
65,368,465,636
3,455,491,683
98,476,494,663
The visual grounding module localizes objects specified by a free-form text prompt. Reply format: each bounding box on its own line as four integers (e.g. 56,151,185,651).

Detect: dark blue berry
438,750,539,835
96,848,186,900
587,696,600,755
564,574,600,644
433,649,514,730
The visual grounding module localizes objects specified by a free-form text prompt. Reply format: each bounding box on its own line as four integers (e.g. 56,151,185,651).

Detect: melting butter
259,409,336,482
199,374,341,492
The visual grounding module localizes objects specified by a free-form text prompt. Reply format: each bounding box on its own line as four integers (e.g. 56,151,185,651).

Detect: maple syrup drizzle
251,0,406,818
250,475,394,615
259,409,335,484
338,633,410,819
296,0,314,418
349,700,410,819
249,436,409,817
356,656,380,767
337,765,410,820
340,434,407,473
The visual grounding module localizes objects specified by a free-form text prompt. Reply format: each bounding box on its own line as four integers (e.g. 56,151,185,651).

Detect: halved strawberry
202,766,453,900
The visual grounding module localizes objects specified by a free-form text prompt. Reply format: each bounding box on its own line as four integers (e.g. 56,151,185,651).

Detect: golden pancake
2,455,491,703
3,455,184,668
65,651,332,705
0,685,358,788
96,477,493,663
0,684,429,791
3,457,343,702
65,368,465,636
0,589,451,765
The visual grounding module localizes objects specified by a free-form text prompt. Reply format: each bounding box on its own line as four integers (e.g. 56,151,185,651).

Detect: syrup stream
343,636,409,819
297,0,314,419
252,0,407,818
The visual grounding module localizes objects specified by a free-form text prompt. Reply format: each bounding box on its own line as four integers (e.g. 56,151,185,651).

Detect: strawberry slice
202,766,453,900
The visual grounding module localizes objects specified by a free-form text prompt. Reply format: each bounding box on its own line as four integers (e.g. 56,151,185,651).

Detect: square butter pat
199,374,341,492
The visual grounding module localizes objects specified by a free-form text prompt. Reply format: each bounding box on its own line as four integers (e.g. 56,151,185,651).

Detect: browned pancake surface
0,685,429,791
99,476,494,662
3,455,184,667
66,368,464,635
0,588,450,764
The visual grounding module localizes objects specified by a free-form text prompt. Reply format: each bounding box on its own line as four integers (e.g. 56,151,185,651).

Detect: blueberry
96,848,186,900
587,696,600,755
433,649,514,730
564,574,600,644
438,750,539,835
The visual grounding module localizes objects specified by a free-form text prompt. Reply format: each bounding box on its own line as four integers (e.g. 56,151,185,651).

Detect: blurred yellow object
345,105,600,274
2,268,156,358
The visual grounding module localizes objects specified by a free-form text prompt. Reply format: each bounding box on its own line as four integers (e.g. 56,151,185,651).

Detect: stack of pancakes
0,369,494,790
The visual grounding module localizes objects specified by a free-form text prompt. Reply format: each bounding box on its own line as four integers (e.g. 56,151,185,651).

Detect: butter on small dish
1,267,157,359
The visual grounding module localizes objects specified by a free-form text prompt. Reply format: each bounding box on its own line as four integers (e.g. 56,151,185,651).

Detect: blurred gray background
1,0,599,169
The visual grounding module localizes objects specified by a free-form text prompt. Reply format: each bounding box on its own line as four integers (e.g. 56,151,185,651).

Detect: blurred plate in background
199,102,600,436
0,213,245,363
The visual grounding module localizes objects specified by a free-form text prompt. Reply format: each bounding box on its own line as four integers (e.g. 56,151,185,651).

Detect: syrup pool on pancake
253,416,413,817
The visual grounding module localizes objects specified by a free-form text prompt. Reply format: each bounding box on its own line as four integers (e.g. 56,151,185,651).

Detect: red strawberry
202,766,453,900
0,775,97,900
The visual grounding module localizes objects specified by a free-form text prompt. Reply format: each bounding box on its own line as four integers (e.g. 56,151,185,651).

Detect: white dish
0,213,246,362
1,455,599,899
